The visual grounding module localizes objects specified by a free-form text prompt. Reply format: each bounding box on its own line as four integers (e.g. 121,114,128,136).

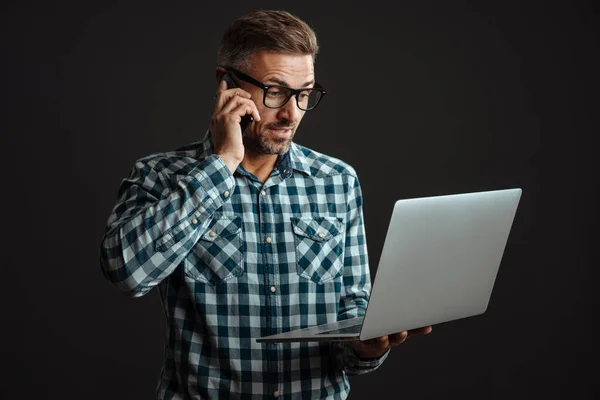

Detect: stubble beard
244,124,296,155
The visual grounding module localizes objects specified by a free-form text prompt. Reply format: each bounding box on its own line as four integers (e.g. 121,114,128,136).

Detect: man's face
242,51,314,156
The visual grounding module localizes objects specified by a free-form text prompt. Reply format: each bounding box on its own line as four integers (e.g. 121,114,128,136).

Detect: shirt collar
201,130,312,176
288,142,312,176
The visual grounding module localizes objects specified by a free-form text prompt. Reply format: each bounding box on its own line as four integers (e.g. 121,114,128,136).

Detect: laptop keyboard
316,325,361,335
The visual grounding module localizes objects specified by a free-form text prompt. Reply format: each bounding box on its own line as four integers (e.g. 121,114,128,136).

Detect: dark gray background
2,1,598,399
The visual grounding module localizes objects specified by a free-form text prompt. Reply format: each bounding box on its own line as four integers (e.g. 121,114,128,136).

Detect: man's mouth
267,126,294,138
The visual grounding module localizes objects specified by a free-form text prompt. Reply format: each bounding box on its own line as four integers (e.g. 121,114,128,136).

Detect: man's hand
348,326,433,359
210,79,261,174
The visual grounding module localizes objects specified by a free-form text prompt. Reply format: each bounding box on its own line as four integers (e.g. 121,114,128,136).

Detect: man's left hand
348,326,433,359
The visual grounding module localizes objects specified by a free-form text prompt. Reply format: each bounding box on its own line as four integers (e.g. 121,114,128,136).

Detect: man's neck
241,153,279,183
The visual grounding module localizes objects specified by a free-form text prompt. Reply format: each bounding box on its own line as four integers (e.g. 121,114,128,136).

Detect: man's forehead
249,51,315,85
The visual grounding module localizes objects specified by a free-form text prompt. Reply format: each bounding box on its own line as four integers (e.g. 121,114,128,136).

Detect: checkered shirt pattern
100,131,389,399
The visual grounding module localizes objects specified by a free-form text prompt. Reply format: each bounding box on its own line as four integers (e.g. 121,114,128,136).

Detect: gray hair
217,10,319,72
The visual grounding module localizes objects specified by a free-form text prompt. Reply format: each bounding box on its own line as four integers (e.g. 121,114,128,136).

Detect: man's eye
298,92,311,100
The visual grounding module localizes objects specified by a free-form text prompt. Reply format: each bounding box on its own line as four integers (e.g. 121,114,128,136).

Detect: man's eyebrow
266,77,315,88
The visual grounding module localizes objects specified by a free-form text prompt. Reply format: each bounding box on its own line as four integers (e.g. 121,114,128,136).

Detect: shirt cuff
188,154,235,216
336,343,390,375
350,346,391,364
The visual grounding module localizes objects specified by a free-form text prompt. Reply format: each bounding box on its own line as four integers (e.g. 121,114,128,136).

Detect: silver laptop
256,188,522,343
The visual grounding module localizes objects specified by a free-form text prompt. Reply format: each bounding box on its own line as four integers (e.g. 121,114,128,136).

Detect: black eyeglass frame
220,66,327,111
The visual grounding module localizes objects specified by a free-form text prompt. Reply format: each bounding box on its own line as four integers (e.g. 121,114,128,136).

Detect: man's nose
276,95,301,123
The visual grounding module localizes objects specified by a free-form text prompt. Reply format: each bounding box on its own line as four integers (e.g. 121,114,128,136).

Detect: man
100,10,431,399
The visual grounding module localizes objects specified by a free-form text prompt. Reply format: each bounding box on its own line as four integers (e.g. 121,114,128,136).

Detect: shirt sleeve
333,344,391,376
99,154,234,297
331,172,389,374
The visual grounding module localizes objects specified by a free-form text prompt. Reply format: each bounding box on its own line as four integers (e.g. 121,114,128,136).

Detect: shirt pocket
184,216,244,286
291,216,345,284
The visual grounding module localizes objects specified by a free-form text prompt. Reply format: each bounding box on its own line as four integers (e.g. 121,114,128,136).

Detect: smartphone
221,73,253,136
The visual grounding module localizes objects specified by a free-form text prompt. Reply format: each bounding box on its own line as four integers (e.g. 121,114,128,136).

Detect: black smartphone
221,73,253,136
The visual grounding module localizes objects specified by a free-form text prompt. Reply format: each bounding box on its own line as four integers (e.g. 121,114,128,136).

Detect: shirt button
283,169,289,174
273,392,280,398
261,190,267,196
270,286,276,293
317,231,324,238
223,191,230,198
209,231,216,237
265,236,272,243
191,218,198,225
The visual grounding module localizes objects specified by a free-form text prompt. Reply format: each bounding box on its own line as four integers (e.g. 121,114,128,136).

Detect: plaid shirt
100,131,389,399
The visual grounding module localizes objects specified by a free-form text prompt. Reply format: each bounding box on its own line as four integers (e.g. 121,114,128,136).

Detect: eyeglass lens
265,87,322,110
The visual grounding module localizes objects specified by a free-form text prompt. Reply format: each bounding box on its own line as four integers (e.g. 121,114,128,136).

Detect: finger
217,79,228,93
407,325,433,338
372,335,389,348
347,340,369,353
218,96,259,121
250,104,261,121
214,80,245,104
232,103,262,124
214,88,252,114
415,326,433,335
213,105,254,136
229,104,257,125
389,331,408,346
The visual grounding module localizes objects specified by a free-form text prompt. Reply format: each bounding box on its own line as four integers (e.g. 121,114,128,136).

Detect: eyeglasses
221,66,327,111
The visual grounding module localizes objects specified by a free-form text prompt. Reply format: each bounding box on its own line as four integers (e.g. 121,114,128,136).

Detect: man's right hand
210,79,261,174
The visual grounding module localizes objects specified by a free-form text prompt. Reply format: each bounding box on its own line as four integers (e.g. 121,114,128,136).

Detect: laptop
256,188,522,343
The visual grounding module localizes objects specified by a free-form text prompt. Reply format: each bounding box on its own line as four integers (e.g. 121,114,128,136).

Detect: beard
244,121,296,155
